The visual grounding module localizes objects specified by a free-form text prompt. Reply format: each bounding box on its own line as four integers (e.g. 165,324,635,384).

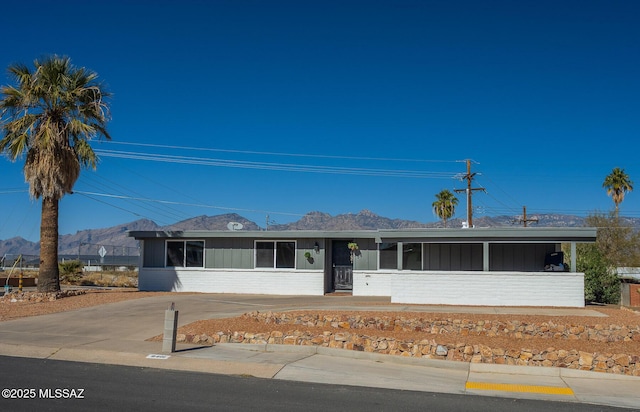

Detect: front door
332,240,353,291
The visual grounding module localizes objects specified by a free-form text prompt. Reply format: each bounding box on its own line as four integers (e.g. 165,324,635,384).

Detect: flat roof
128,227,597,243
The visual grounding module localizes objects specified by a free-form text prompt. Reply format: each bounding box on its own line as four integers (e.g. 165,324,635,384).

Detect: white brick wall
138,268,325,295
390,271,585,307
352,271,393,296
139,267,584,307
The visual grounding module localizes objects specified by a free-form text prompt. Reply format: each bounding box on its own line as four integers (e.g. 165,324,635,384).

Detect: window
379,242,397,269
256,242,275,268
255,241,296,268
166,240,204,267
402,243,422,270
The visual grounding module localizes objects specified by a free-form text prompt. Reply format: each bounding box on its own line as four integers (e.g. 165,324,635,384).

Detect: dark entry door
332,240,353,291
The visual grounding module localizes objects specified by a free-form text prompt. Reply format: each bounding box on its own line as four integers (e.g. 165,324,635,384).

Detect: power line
4,140,637,229
72,190,306,218
94,149,460,179
0,189,28,194
79,172,190,224
78,179,184,226
476,175,523,215
75,192,147,219
103,141,462,164
478,191,521,216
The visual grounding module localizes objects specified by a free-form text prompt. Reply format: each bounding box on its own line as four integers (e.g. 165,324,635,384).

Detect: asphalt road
0,356,631,412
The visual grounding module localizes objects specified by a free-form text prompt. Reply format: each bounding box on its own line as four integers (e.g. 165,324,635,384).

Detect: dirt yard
1,289,639,358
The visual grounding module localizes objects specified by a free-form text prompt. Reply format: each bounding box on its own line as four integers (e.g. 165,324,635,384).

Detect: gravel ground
0,289,171,321
177,307,640,355
2,290,638,357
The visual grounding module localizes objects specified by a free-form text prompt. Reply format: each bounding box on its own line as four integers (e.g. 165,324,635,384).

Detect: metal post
162,302,179,353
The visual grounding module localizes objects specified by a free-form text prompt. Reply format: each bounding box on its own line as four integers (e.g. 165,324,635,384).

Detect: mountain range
1,209,635,257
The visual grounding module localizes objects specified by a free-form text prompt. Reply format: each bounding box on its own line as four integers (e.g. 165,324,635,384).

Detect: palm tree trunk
38,197,60,292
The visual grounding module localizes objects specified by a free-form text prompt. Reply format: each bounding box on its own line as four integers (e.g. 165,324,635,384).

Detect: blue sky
1,0,639,241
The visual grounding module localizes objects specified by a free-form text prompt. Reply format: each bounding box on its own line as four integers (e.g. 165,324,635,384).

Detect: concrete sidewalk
0,293,638,409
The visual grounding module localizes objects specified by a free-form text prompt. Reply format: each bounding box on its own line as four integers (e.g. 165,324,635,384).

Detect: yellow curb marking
466,381,574,396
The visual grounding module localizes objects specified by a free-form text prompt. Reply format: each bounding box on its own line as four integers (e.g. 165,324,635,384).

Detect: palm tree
603,168,633,217
0,56,111,292
432,189,458,228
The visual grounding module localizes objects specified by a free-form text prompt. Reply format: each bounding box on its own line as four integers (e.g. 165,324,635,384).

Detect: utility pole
454,159,485,228
265,214,276,231
518,206,538,227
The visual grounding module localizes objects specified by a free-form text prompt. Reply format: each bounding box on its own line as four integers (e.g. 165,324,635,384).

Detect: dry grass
77,272,138,288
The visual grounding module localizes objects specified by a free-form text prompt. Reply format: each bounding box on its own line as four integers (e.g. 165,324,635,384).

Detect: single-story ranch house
128,227,597,307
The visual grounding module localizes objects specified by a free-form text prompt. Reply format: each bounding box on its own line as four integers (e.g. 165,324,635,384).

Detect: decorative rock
613,354,630,367
579,351,594,367
435,345,448,356
173,311,639,376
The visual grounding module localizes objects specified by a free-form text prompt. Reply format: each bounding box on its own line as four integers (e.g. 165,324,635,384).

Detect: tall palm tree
432,189,458,228
603,167,633,217
0,56,111,292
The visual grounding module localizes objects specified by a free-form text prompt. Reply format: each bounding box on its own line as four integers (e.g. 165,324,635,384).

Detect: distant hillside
0,237,39,256
271,210,593,230
2,210,639,256
270,210,431,230
0,219,161,257
0,214,259,257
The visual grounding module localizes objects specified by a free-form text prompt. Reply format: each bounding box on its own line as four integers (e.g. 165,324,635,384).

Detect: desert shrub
79,272,138,288
576,243,620,304
59,260,84,284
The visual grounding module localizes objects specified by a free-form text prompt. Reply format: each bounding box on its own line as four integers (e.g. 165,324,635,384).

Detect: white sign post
98,246,107,264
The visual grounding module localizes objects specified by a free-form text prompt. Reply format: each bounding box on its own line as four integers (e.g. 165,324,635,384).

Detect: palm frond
1,55,111,198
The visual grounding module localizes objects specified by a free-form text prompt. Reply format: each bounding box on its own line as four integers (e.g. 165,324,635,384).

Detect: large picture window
255,241,295,268
166,240,204,267
402,243,422,270
379,242,397,269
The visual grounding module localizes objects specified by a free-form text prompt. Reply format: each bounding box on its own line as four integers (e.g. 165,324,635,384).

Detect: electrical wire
73,190,306,218
94,149,461,179
103,141,464,164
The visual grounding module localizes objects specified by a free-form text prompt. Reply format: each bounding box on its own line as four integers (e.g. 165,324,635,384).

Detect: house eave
128,227,597,243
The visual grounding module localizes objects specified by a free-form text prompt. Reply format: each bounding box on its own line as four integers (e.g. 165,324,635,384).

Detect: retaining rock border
177,311,640,376
0,290,87,303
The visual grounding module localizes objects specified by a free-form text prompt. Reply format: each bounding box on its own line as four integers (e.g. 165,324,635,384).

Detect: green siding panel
143,239,165,268
296,239,325,270
354,238,377,271
423,243,482,271
489,243,556,271
205,238,253,269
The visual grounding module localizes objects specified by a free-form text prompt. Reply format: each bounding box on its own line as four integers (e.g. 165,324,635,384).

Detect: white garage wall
390,271,585,307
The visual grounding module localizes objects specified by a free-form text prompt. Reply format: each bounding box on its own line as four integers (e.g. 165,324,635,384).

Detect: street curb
0,342,60,359
214,342,640,381
222,343,467,370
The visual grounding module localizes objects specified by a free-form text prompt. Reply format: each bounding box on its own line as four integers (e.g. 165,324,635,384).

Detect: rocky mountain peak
2,212,636,256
